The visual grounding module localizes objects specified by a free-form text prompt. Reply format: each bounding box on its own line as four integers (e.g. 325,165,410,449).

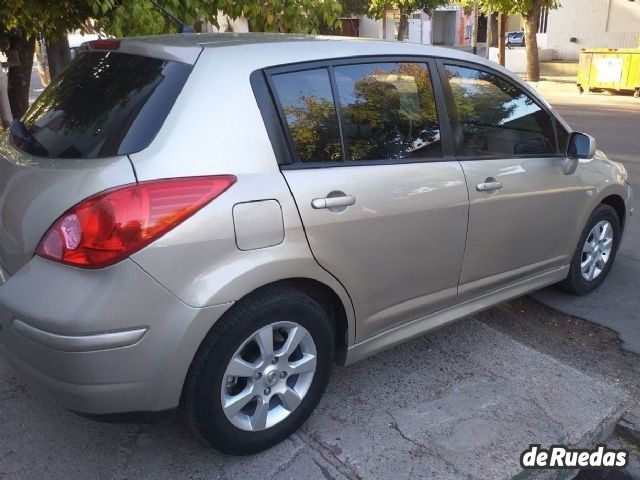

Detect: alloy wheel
220,321,317,432
580,220,614,281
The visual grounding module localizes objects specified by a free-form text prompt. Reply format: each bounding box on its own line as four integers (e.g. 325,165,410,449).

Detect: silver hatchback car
0,34,633,454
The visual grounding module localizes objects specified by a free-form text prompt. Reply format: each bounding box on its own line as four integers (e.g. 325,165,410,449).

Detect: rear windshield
11,51,192,159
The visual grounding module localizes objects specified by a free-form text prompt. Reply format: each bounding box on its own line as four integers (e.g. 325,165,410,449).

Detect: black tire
181,286,334,455
559,204,621,295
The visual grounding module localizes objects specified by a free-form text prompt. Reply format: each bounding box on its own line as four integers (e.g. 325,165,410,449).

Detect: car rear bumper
0,257,232,415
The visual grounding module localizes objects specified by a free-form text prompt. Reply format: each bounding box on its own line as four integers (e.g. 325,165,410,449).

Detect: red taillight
36,176,236,269
86,39,121,50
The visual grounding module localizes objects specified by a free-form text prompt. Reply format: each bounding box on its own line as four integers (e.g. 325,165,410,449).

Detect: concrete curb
616,404,640,446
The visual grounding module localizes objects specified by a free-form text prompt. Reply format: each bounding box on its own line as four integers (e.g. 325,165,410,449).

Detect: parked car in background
0,34,633,455
68,32,101,59
506,31,525,48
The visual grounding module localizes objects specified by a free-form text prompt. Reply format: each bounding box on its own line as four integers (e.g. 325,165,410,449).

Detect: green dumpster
577,48,640,98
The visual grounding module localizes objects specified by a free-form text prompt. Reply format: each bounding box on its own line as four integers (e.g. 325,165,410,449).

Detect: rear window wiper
9,120,51,157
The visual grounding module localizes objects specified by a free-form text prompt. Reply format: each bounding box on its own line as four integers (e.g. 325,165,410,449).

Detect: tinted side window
271,69,342,163
444,65,556,157
334,63,441,161
13,52,192,159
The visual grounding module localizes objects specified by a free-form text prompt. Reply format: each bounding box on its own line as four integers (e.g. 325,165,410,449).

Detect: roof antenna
148,0,196,33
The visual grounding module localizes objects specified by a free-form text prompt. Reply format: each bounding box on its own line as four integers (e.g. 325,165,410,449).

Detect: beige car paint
457,156,590,300
282,162,469,342
232,200,285,251
0,34,632,418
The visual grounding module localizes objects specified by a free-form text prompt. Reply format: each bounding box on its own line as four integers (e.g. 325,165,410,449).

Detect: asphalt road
531,84,640,354
544,88,640,188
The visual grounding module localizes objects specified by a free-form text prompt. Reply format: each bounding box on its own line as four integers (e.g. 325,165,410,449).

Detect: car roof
118,32,484,65
114,32,551,110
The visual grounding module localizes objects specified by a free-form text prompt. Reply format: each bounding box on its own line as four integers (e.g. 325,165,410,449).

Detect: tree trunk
0,69,13,128
471,2,478,54
523,0,542,82
485,13,492,58
397,14,408,41
47,36,71,81
498,13,507,66
7,33,36,120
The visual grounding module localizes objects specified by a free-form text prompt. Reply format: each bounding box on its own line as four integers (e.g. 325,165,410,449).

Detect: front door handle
476,180,503,192
311,194,356,210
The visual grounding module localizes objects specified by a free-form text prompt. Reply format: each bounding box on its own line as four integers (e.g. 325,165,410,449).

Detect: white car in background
68,32,102,59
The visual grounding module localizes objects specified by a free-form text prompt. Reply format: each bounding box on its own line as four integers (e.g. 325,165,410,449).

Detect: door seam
456,160,471,292
277,169,358,343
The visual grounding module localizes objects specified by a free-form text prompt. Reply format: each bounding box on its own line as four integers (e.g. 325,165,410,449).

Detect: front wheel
181,286,334,454
559,204,621,295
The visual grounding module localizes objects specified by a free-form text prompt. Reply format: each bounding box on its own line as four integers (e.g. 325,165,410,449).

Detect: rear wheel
559,204,620,295
181,286,334,454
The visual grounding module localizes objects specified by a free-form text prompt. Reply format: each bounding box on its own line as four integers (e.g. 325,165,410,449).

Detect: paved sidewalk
0,319,631,480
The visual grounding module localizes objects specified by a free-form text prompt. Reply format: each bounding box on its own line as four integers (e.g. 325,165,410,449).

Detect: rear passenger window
334,63,441,161
444,65,556,157
271,69,342,163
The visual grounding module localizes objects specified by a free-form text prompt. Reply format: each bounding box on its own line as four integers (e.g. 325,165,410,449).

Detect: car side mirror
567,132,596,159
563,132,596,175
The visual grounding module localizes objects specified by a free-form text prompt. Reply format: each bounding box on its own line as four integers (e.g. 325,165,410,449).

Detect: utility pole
471,2,478,55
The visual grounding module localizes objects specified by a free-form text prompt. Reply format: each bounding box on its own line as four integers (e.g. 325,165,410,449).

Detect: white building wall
358,16,383,39
546,0,639,60
406,18,422,43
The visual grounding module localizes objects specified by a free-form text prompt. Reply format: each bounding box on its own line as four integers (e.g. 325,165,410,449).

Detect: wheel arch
261,278,351,356
601,194,626,232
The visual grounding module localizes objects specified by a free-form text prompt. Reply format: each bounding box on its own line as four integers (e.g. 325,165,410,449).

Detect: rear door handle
476,181,503,192
311,195,356,210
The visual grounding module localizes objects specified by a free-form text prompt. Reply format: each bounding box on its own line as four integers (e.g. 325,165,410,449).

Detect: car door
438,61,587,300
266,59,469,342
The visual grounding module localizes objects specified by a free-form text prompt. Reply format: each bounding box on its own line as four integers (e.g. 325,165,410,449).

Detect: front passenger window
444,65,556,157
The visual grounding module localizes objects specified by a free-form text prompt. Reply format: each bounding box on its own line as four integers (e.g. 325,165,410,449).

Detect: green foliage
89,0,223,37
454,0,559,16
219,0,342,34
0,0,93,40
340,0,370,16
369,0,448,19
0,0,343,39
